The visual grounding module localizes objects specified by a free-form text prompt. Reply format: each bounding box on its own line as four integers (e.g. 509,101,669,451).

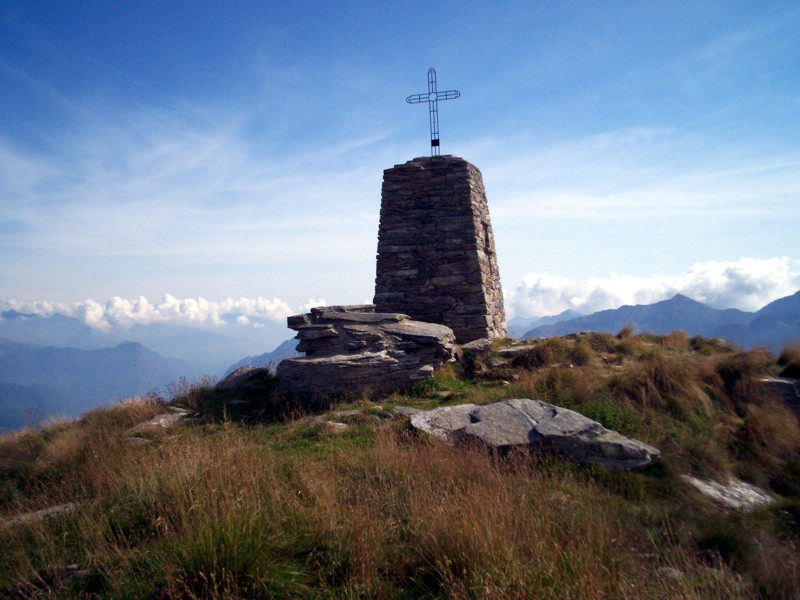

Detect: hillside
0,382,75,432
2,332,800,598
522,292,800,351
0,338,191,429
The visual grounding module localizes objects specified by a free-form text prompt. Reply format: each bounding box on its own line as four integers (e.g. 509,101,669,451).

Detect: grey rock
1,502,81,529
393,406,422,418
410,399,660,471
657,567,684,582
461,338,491,356
125,437,151,447
410,404,476,443
123,412,193,436
277,305,457,399
497,345,536,357
682,475,774,511
761,377,800,415
216,366,269,391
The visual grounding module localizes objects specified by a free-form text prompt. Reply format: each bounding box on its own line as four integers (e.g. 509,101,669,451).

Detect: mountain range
0,338,192,431
0,310,289,375
2,290,798,432
521,291,800,351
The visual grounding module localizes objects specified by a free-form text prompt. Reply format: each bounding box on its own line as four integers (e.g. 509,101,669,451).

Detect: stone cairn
276,305,457,399
374,155,507,343
277,155,507,400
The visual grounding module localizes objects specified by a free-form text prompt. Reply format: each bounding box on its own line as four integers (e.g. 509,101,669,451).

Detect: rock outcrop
409,398,660,471
276,305,457,399
761,377,800,416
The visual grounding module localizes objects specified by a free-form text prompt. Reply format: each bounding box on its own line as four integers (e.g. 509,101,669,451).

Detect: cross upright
406,68,460,156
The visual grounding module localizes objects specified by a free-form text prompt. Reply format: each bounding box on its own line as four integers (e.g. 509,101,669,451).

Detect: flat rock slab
278,305,458,399
682,475,774,511
410,399,660,471
1,502,81,529
123,412,192,437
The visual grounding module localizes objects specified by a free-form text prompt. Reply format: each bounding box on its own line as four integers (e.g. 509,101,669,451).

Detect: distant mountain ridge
0,310,290,375
521,291,800,351
223,338,299,377
0,338,192,430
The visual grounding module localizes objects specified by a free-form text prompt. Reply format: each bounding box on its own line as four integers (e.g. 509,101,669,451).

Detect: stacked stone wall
374,155,507,343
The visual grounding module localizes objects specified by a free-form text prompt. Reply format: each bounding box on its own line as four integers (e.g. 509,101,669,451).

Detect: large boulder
276,305,457,399
409,398,660,471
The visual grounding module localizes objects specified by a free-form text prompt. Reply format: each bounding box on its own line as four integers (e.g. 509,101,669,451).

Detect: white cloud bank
507,257,800,318
4,258,799,330
1,295,298,331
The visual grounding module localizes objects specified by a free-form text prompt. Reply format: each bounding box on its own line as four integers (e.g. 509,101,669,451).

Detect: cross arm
438,90,461,100
406,94,428,104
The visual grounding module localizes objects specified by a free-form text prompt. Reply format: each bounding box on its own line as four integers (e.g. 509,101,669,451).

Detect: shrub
609,350,712,415
661,331,690,351
616,325,635,339
715,349,774,411
778,341,800,378
569,339,596,366
511,338,571,369
519,367,600,406
585,332,617,354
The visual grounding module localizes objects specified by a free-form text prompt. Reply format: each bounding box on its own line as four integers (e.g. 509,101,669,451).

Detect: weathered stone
374,156,507,343
410,399,660,471
682,475,773,511
216,366,269,391
123,412,193,437
1,502,82,530
497,345,536,357
461,338,491,357
761,376,800,416
393,406,422,418
277,305,457,400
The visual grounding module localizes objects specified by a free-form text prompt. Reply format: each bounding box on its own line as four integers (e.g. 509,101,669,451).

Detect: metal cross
406,68,460,156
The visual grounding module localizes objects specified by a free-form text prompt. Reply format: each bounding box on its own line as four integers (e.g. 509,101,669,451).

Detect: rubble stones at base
409,399,661,471
277,305,457,400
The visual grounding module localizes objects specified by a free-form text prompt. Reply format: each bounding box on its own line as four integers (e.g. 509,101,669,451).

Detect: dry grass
2,333,800,598
0,420,760,599
661,331,690,351
609,348,713,415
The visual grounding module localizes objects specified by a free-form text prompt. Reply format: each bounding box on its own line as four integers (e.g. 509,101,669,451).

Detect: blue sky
2,1,800,342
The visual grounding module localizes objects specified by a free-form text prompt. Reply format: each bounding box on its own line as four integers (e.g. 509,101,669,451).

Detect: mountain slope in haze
0,338,192,430
523,294,753,338
715,291,800,351
0,311,290,375
521,292,799,352
224,338,299,377
0,382,75,432
507,310,583,339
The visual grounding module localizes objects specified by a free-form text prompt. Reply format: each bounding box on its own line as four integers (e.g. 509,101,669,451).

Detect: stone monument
373,155,507,343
